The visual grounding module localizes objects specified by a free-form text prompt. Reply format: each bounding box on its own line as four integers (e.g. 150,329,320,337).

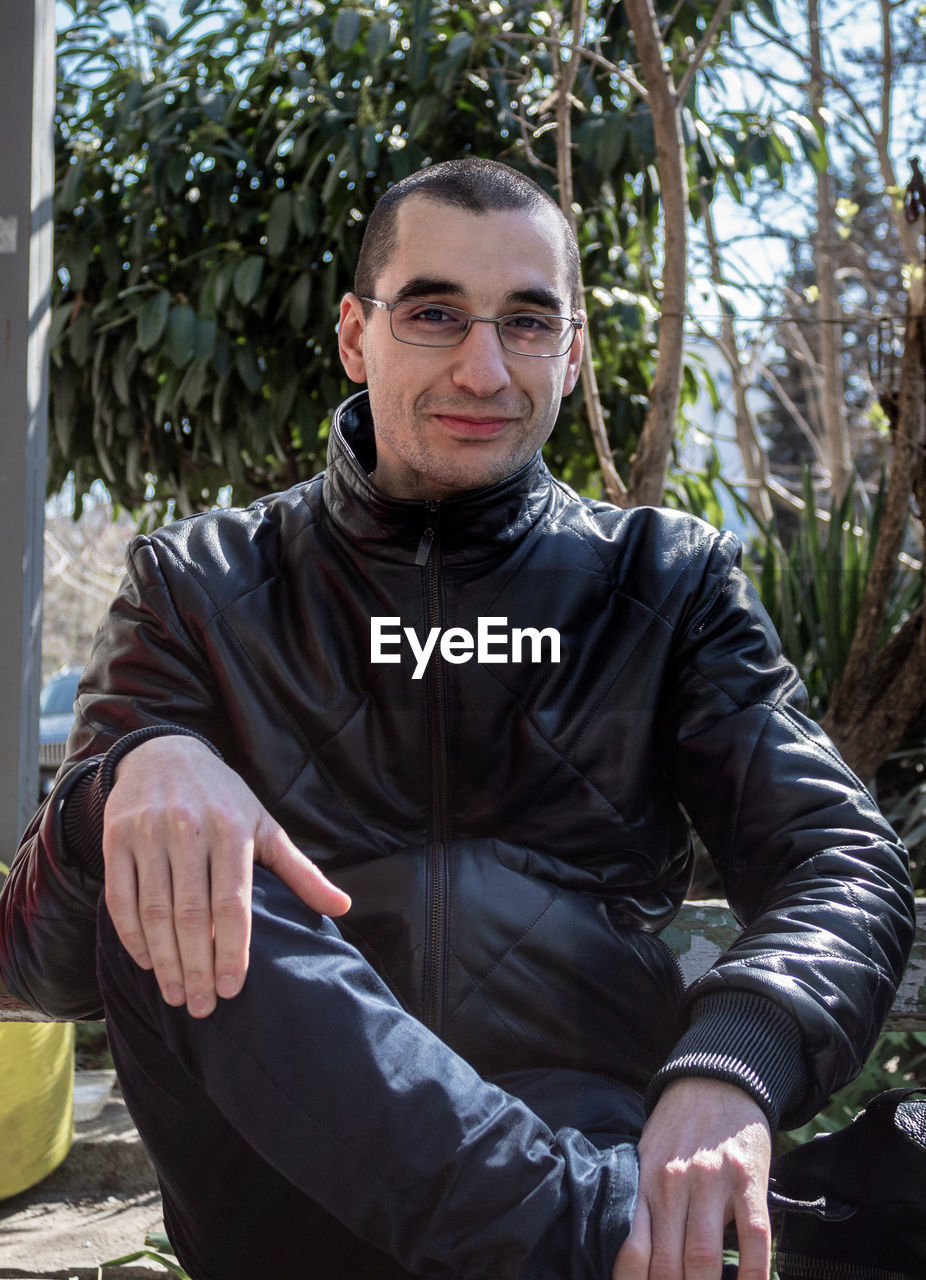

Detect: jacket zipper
653,931,688,1001
420,501,450,1033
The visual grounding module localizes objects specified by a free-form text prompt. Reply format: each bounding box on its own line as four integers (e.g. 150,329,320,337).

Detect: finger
731,1186,772,1280
102,845,151,971
210,823,254,1003
678,1197,726,1280
612,1194,651,1280
132,844,187,1009
257,823,352,917
169,818,219,1019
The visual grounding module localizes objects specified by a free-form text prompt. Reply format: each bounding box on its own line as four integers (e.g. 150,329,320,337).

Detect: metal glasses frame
360,297,584,358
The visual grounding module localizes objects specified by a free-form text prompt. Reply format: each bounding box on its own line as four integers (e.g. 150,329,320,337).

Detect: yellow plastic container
0,1021,74,1198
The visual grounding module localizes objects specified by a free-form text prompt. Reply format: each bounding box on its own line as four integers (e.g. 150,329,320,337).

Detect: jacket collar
323,391,559,563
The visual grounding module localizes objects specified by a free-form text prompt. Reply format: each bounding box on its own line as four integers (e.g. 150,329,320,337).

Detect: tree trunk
552,0,628,505
822,272,926,780
622,0,688,508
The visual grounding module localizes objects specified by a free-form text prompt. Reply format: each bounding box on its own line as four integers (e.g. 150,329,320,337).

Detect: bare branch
551,1,628,503
495,29,648,99
675,0,736,102
701,197,773,523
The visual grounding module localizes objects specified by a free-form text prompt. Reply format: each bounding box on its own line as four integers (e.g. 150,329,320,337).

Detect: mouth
433,414,516,439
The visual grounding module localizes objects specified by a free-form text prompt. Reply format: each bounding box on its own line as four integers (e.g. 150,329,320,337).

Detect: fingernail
189,994,212,1018
165,983,184,1005
216,974,240,999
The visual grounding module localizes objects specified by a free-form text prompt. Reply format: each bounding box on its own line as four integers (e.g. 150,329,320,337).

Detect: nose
449,319,512,397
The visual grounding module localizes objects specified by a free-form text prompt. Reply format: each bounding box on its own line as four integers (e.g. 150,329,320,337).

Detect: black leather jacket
0,392,914,1130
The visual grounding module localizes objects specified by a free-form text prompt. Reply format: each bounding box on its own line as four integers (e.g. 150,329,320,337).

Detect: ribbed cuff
61,725,222,880
645,991,807,1130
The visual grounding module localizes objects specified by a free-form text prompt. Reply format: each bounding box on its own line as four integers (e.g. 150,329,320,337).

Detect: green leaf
49,303,71,352
267,191,292,258
198,88,227,124
59,156,84,211
68,236,90,293
408,96,443,141
292,185,318,237
100,1247,191,1277
234,341,262,392
194,315,217,361
146,14,169,42
167,304,197,366
137,292,170,353
361,125,379,172
210,260,236,312
331,9,360,52
233,256,264,306
177,360,208,410
112,345,133,406
166,153,189,195
366,20,393,62
409,0,433,36
286,272,312,331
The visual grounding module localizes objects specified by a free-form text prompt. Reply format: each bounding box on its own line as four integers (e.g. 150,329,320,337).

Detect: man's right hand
102,735,351,1018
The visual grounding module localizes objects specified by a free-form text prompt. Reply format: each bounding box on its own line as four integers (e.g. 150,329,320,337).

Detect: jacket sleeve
650,530,915,1131
0,533,224,1019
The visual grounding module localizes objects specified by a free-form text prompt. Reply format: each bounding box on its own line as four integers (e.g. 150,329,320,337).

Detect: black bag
769,1088,926,1280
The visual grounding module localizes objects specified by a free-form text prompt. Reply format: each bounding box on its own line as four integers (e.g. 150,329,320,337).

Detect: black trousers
97,866,644,1280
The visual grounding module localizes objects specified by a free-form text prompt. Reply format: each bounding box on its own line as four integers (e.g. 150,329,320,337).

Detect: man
0,158,914,1280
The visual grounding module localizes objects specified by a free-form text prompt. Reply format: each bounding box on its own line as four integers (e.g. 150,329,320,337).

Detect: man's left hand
612,1078,772,1280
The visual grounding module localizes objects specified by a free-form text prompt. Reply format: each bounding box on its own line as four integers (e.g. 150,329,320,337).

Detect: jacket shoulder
134,475,326,612
556,493,742,621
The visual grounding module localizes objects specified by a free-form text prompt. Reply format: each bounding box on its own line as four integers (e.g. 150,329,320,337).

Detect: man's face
338,197,584,501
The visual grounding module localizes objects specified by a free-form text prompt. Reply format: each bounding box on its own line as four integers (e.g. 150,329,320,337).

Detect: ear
561,312,586,396
338,294,368,384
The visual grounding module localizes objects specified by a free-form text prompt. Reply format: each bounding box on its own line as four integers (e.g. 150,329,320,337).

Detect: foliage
75,1019,113,1070
100,1229,191,1276
100,1243,191,1277
51,0,809,517
780,1030,926,1148
673,458,926,887
750,471,922,720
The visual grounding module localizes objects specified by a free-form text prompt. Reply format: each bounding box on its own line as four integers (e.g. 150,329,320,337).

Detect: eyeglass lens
390,301,574,356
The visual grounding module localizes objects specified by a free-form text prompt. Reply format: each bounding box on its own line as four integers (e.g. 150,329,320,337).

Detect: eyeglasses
361,297,583,358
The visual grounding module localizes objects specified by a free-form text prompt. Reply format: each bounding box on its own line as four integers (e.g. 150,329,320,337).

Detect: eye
402,303,462,327
503,313,561,334
499,314,566,340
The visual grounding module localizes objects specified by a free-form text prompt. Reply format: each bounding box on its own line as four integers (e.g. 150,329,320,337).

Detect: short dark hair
354,158,582,312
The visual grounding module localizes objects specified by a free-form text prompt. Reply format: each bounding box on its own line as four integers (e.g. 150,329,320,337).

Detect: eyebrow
392,275,567,314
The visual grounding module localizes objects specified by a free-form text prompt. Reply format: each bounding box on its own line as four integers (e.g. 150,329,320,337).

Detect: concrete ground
0,1075,171,1280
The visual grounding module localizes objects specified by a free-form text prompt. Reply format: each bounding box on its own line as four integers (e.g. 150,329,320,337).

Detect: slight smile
433,415,515,438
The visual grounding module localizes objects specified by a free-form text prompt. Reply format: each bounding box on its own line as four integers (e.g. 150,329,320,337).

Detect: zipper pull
415,502,439,566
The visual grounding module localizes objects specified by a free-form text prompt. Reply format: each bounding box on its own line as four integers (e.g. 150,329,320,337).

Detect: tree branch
823,271,926,775
623,0,688,506
492,30,648,99
551,1,628,503
675,0,736,102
